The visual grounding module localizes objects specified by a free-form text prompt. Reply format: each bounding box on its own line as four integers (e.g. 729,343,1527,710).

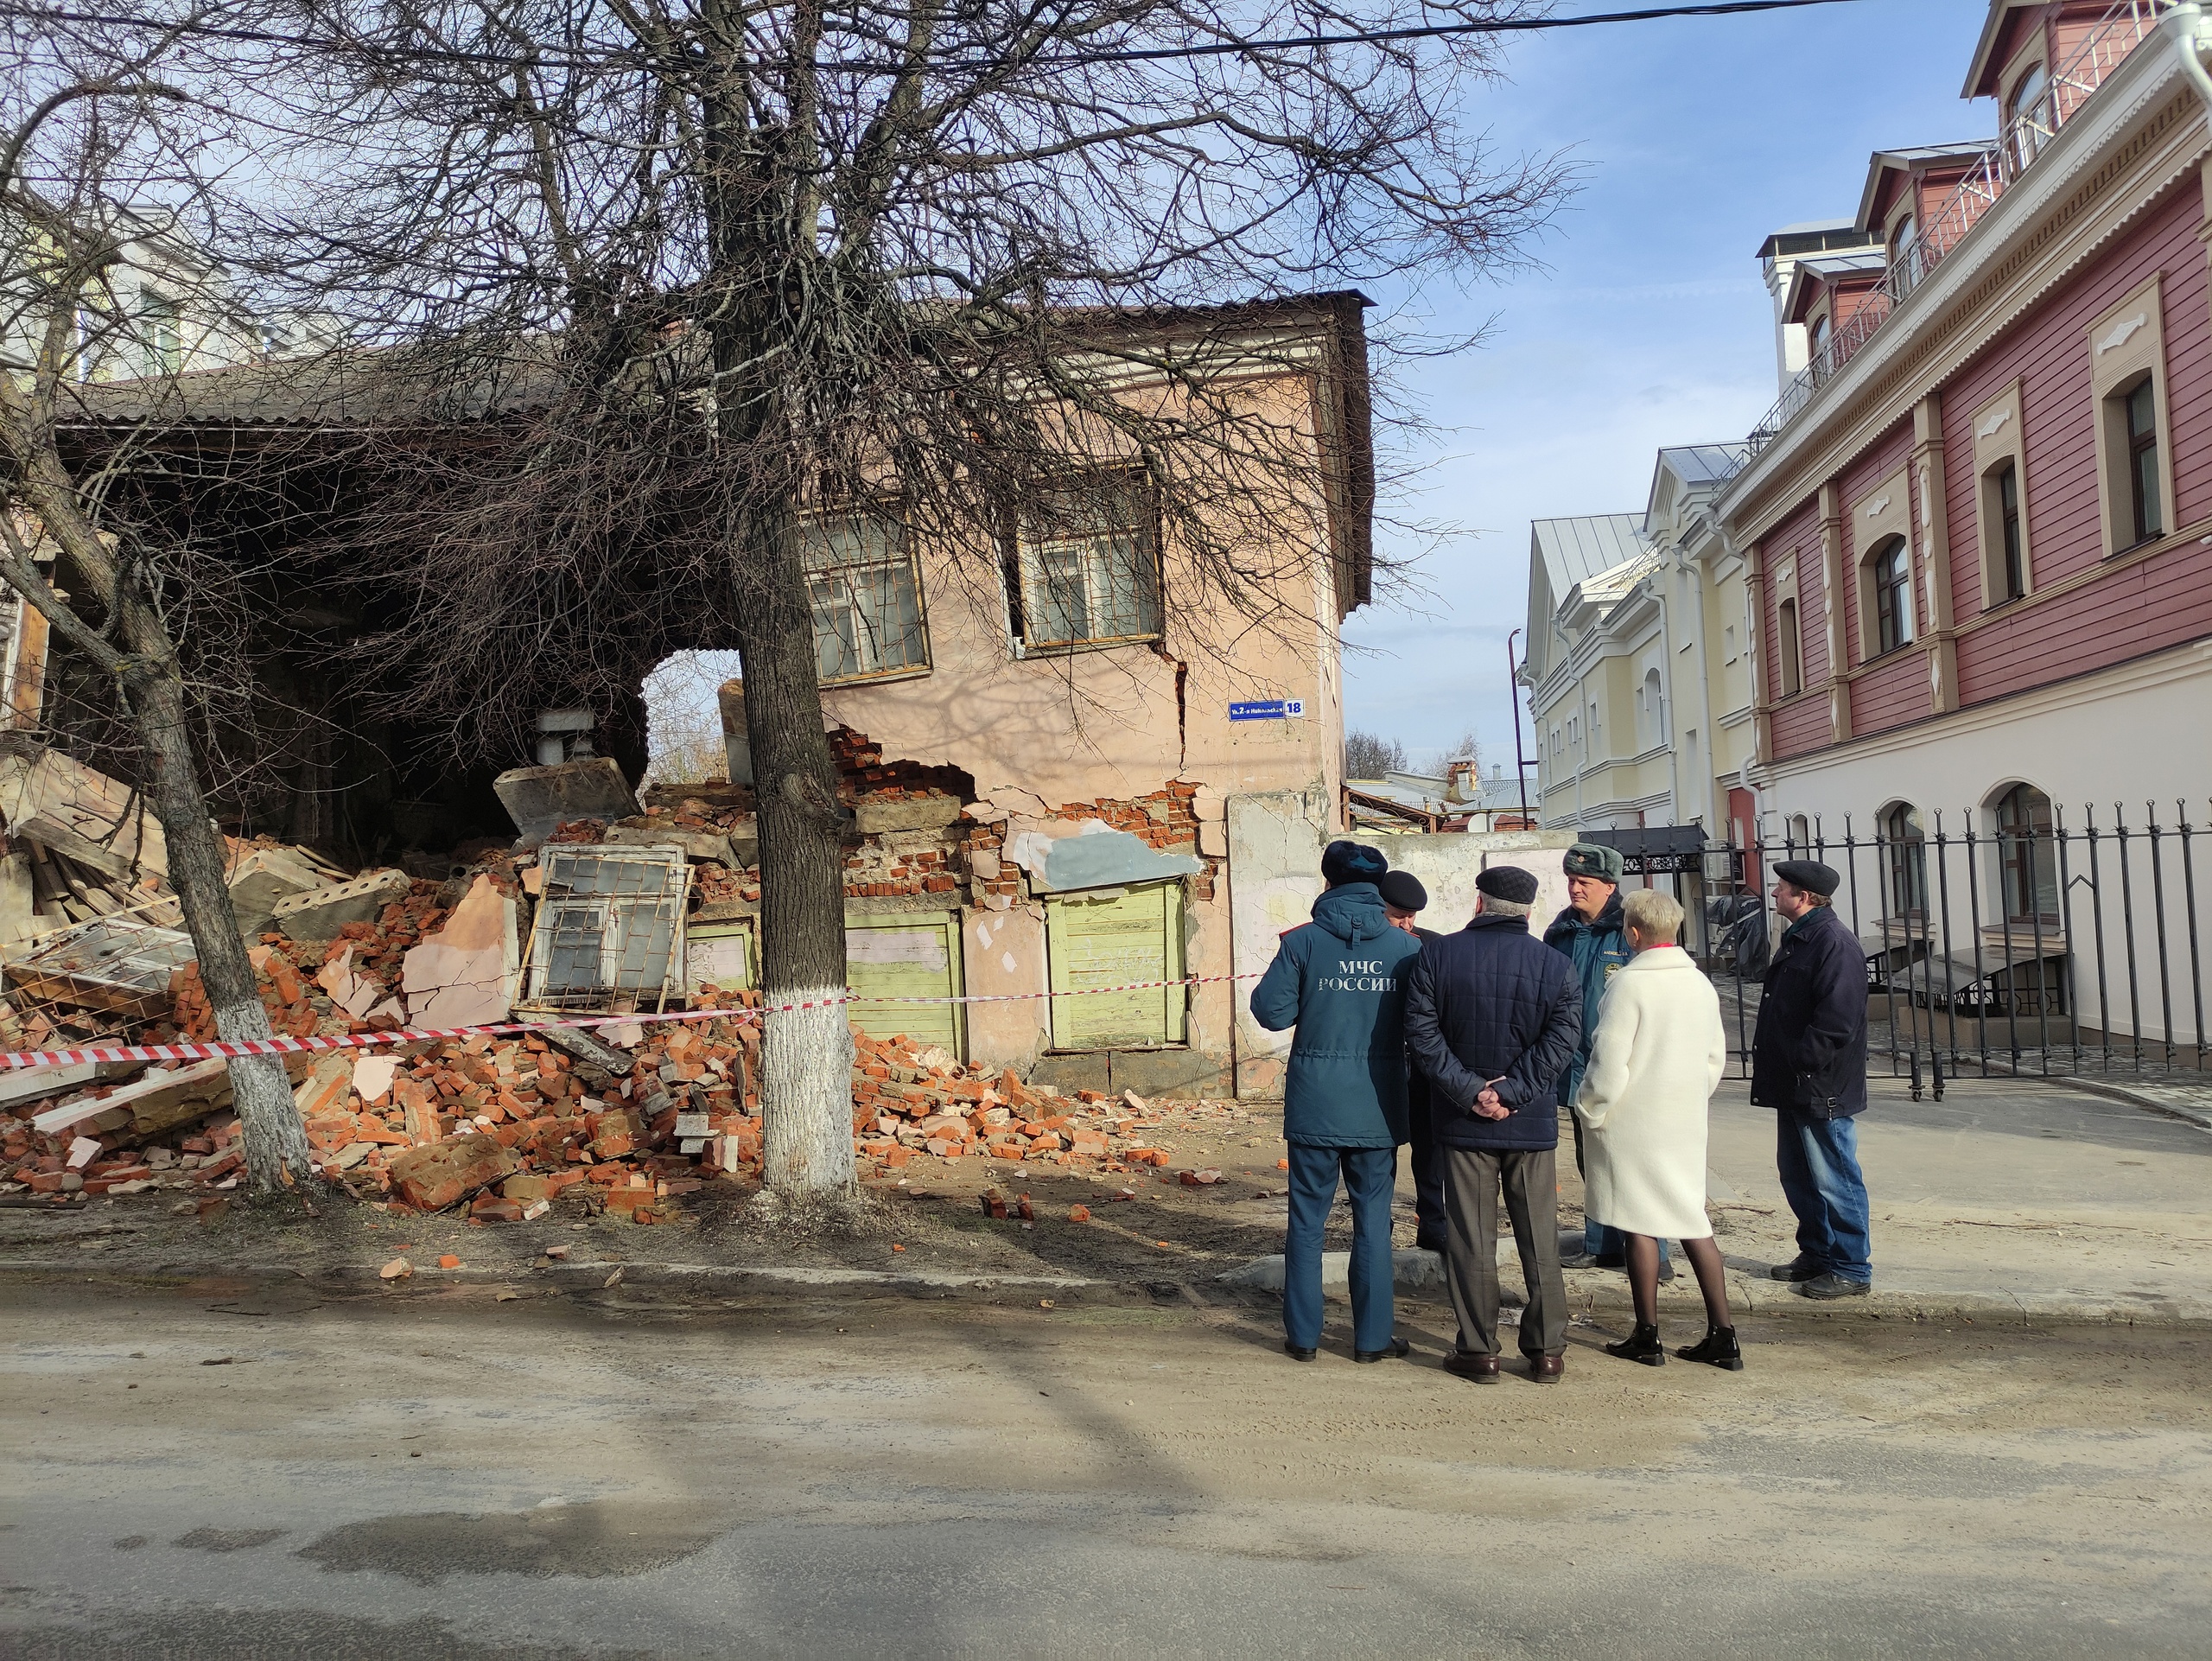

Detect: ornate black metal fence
1674,799,2206,1096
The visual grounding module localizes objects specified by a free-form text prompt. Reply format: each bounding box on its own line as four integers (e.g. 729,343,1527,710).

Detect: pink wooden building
1719,0,2211,875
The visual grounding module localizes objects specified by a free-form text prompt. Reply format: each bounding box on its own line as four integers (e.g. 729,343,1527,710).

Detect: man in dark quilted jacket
1404,865,1582,1384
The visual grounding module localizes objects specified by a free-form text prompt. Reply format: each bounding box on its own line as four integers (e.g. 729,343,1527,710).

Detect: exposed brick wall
829,726,972,804
1046,781,1217,901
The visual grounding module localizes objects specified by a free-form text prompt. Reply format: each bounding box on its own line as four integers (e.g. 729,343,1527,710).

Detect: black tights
1626,1233,1732,1331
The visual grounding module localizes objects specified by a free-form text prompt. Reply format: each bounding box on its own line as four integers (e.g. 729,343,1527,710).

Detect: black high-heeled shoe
1675,1327,1745,1371
1603,1323,1665,1366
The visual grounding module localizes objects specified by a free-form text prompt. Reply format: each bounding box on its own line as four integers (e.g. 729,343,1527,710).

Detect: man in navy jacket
1403,865,1582,1382
1750,859,1872,1298
1251,840,1421,1364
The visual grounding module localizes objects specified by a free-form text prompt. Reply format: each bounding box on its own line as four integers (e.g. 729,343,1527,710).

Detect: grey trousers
1444,1144,1568,1359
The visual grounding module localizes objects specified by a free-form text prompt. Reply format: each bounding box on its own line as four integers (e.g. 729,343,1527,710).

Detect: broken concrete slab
314,945,384,1021
225,847,330,939
493,757,640,844
402,875,517,1028
605,824,736,864
853,792,965,835
271,868,410,943
1218,1248,1456,1296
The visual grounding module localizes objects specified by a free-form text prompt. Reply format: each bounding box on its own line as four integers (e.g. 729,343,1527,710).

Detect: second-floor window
1777,597,1802,695
1994,461,2025,601
1009,478,1160,651
140,292,181,375
2124,379,2162,544
803,513,930,684
1889,214,1920,291
2007,62,2051,172
1871,537,1912,656
1807,313,1832,377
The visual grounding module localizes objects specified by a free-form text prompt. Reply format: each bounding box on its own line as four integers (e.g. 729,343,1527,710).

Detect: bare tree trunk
124,662,311,1193
728,497,855,1197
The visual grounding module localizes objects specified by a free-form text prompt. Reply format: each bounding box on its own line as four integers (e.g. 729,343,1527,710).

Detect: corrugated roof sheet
1656,442,1751,487
1530,513,1649,601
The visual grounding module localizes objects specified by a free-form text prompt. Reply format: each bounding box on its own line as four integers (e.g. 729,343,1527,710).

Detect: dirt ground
4,1272,2209,1658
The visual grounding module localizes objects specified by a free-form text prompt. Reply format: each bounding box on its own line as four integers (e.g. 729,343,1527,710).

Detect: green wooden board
1046,882,1185,1050
845,912,964,1055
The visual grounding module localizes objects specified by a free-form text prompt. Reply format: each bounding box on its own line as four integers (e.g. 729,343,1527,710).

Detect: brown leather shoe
1442,1350,1502,1384
1530,1352,1566,1384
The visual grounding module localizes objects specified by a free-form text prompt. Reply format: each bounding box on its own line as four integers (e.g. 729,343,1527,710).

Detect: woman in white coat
1575,888,1741,1370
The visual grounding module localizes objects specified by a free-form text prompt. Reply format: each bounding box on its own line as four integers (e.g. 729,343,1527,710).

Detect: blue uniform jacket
1750,903,1871,1117
1250,882,1421,1148
1543,894,1631,1107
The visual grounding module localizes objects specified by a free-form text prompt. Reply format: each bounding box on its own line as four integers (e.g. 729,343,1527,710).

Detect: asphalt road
5,1276,2209,1658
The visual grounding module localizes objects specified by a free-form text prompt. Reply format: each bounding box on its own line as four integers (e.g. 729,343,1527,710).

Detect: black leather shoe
1603,1323,1666,1366
1560,1251,1603,1269
1354,1336,1412,1364
1442,1350,1501,1384
1796,1273,1871,1300
1283,1340,1318,1361
1592,1251,1627,1270
1769,1257,1823,1282
1676,1327,1745,1371
1414,1233,1447,1255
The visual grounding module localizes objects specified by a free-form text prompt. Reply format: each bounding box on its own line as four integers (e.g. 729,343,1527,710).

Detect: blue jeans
1776,1109,1872,1282
1284,1142,1397,1352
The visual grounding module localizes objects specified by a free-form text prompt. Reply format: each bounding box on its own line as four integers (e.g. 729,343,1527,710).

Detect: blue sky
1344,0,1994,773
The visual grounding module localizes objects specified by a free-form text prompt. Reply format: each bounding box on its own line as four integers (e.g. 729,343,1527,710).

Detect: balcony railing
1738,0,2169,464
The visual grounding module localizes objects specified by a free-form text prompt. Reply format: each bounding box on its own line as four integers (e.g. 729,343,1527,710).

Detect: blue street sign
1229,699,1306,722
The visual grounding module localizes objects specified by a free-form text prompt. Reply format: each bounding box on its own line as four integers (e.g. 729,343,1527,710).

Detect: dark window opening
1870,536,1911,657
2126,379,2162,544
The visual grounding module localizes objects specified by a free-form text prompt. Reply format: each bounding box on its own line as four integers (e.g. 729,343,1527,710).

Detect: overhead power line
0,0,1866,77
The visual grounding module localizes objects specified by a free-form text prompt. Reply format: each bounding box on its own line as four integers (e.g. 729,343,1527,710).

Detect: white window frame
1009,476,1161,653
802,511,931,686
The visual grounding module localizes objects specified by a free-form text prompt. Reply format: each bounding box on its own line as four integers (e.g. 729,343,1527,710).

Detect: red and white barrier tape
0,971,1268,1073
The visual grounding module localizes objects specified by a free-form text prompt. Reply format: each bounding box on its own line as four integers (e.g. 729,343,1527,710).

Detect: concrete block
271,869,411,943
605,825,736,864
1218,1247,1470,1296
226,847,329,939
854,793,965,835
492,758,640,843
717,679,753,786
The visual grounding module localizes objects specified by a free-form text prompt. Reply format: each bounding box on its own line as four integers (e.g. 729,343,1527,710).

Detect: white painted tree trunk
759,991,856,1192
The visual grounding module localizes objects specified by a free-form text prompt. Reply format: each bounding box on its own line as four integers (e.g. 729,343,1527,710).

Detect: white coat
1573,946,1728,1240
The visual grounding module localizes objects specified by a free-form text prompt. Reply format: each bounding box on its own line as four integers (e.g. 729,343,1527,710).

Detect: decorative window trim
1851,465,1915,662
2087,273,2174,560
1970,379,2031,608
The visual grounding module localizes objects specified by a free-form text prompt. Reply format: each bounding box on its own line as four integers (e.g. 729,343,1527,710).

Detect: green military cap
1562,843,1624,883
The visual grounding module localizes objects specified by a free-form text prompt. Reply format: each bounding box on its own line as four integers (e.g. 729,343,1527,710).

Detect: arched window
1640,667,1663,748
1787,815,1813,857
1889,213,1920,291
2007,62,2051,172
1993,783,2058,924
1868,536,1912,657
1807,313,1832,380
1882,802,1926,919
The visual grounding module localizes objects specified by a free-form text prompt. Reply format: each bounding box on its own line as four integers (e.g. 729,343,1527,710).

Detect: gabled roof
1647,443,1751,529
1854,142,1998,232
1963,1,2041,100
1782,250,1891,325
1529,514,1649,604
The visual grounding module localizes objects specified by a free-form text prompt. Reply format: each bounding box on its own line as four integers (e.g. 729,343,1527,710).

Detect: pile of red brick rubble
2,879,1197,1220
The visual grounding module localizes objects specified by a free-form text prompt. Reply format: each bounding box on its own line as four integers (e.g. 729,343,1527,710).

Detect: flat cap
1320,839,1389,885
1562,843,1624,882
1476,865,1540,906
1378,869,1428,912
1774,858,1840,898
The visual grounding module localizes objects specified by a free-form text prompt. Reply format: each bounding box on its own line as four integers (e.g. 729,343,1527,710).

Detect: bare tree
1344,730,1408,780
242,0,1568,1200
0,23,315,1193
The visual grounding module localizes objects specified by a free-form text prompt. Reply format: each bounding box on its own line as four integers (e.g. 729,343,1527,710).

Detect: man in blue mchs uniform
1545,842,1669,1278
1251,840,1421,1364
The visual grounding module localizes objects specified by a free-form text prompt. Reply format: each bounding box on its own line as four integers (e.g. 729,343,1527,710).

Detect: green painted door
1046,882,1185,1050
845,912,965,1056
